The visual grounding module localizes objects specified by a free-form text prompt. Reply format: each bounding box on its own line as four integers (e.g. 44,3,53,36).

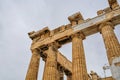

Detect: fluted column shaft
72,33,88,80
25,49,40,80
99,22,120,65
43,45,57,80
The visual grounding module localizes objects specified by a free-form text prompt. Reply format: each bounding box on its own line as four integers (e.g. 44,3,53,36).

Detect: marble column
43,44,58,80
72,32,88,80
99,22,120,65
25,49,40,80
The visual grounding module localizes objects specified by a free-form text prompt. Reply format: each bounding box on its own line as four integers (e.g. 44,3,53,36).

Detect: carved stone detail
108,0,119,9
57,66,64,80
72,32,88,80
99,22,120,65
25,49,40,80
26,2,120,79
43,45,58,80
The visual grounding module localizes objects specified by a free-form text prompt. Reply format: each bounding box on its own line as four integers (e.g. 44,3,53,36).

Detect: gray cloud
0,0,120,80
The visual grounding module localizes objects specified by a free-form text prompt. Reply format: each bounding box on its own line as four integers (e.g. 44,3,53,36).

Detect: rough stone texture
31,8,120,50
43,45,58,80
42,50,72,80
72,33,88,80
27,3,120,79
57,51,72,73
108,0,119,9
71,21,77,26
57,68,64,80
25,49,40,80
99,22,120,65
67,75,72,80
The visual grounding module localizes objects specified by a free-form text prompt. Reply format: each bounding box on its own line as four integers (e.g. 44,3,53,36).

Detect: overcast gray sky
0,0,120,80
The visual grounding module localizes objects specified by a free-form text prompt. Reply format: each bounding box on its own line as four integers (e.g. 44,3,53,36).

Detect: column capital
65,71,72,76
99,21,120,65
71,32,85,40
48,41,61,50
42,58,46,62
31,48,40,55
57,65,64,72
41,54,47,62
99,22,114,33
43,42,58,80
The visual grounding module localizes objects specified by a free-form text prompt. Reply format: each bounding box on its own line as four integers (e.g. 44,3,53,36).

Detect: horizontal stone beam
31,8,120,50
57,51,72,73
41,49,72,73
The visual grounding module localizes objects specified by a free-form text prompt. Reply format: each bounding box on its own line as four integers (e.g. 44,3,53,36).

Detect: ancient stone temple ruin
26,0,120,80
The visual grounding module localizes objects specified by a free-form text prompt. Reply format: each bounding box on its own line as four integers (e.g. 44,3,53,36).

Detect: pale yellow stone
99,22,120,65
25,49,40,80
72,33,88,80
